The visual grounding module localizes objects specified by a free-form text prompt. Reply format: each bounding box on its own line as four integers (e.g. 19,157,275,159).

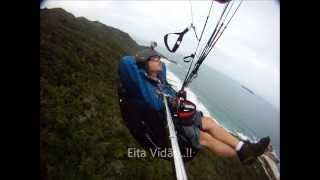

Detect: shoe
237,136,270,165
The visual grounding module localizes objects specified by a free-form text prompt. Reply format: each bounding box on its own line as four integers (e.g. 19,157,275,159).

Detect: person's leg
193,113,270,164
199,130,237,158
201,116,240,148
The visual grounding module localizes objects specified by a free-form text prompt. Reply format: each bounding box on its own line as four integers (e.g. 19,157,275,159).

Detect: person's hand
168,97,177,107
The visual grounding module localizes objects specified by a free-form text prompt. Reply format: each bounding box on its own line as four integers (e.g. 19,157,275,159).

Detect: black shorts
181,111,204,149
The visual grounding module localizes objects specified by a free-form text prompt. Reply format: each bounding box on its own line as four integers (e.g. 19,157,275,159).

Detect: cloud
42,0,279,110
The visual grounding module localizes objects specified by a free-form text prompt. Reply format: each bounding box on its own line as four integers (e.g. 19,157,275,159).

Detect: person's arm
119,56,164,111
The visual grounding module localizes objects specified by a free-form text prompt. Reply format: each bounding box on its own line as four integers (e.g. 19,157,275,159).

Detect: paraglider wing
215,0,232,4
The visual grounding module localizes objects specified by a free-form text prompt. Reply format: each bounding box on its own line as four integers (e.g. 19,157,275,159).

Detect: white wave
167,70,255,141
167,70,256,135
166,69,263,144
258,155,280,180
235,131,250,141
166,70,221,126
234,130,260,143
185,88,212,117
167,68,281,174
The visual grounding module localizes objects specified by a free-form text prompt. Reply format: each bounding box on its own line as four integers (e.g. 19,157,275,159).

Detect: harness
118,59,200,162
164,24,198,53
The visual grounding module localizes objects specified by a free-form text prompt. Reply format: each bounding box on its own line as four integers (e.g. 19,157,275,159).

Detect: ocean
164,59,280,162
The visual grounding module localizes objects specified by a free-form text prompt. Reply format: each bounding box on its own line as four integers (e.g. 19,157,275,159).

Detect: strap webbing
164,27,189,53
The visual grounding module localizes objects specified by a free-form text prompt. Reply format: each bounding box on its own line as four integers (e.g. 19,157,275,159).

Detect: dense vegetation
40,8,269,180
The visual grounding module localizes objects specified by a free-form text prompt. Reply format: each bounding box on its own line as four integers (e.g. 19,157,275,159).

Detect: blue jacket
119,56,177,111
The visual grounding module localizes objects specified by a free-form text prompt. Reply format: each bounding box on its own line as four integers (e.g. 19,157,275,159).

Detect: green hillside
40,8,269,180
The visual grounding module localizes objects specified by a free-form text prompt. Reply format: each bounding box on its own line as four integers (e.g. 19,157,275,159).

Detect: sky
41,0,280,110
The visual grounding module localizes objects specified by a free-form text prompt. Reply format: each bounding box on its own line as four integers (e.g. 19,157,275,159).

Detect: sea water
166,62,280,163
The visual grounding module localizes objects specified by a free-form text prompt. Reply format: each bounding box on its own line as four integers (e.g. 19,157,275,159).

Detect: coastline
166,68,280,180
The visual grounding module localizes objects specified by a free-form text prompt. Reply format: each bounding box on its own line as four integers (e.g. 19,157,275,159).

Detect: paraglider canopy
215,0,232,4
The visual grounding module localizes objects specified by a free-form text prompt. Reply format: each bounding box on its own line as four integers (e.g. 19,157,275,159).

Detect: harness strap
183,54,195,63
164,27,190,53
